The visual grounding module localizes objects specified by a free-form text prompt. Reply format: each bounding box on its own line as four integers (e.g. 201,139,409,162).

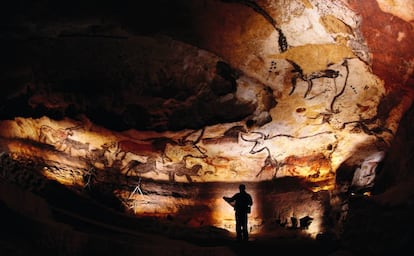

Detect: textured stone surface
0,0,413,254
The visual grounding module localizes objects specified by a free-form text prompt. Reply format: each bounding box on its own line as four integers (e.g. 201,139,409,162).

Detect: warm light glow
310,183,335,193
212,197,237,232
0,114,388,240
211,186,261,234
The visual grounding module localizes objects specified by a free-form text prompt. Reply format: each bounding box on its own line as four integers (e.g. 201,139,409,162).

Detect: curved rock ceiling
0,0,413,246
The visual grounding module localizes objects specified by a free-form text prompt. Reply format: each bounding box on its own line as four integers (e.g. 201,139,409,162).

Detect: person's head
239,184,246,192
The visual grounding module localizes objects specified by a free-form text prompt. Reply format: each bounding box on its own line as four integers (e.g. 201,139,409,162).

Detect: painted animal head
240,131,268,154
164,128,207,161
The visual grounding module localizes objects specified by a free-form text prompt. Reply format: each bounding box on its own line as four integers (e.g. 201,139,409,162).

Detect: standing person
223,184,253,241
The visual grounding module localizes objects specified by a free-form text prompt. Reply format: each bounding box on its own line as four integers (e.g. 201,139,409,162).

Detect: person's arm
223,194,236,202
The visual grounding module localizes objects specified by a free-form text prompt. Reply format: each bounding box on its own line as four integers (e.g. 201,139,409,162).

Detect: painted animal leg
304,79,313,98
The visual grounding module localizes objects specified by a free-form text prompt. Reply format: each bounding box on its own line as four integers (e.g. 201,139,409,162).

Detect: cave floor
0,178,344,256
0,199,342,256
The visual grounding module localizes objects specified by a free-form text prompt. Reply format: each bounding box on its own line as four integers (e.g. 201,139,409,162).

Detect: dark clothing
224,190,253,241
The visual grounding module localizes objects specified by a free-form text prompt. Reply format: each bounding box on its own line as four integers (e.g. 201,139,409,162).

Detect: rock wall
0,0,413,251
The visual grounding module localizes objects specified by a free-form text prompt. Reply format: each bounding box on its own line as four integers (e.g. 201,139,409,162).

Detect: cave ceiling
0,0,413,237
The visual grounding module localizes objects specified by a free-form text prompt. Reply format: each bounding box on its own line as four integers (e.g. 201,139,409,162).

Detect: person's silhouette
223,184,253,241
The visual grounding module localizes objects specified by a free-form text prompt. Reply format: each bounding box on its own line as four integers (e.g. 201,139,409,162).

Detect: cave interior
1,0,414,255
